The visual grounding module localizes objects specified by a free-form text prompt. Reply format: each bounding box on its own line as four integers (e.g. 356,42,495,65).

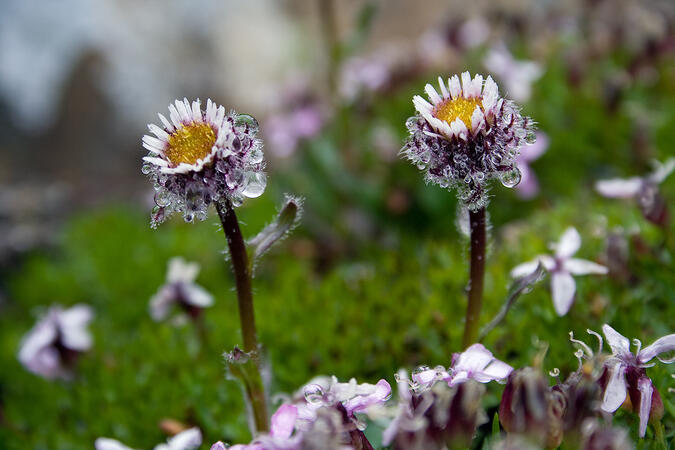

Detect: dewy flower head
402,72,535,209
142,98,266,227
18,304,93,379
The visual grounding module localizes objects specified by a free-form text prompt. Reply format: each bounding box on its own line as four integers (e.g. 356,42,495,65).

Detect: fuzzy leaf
248,195,303,263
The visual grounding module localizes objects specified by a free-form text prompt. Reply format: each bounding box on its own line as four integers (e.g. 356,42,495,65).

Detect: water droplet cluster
144,112,266,227
402,98,534,210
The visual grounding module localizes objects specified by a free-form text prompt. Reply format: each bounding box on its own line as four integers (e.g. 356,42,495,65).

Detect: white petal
482,76,499,112
637,376,653,438
148,124,169,141
564,258,608,275
470,74,483,97
149,286,174,321
168,104,182,128
143,135,167,151
191,100,202,122
460,72,472,96
182,284,214,308
424,84,442,104
602,324,632,357
413,95,433,114
595,178,643,199
450,118,468,140
638,333,675,364
95,438,136,450
601,361,627,413
158,113,175,132
175,99,191,123
555,227,581,259
205,99,215,123
142,156,169,167
448,75,461,98
648,157,675,184
482,359,513,380
18,318,58,366
215,106,226,128
551,271,576,316
438,76,449,98
510,255,555,278
165,427,201,450
470,107,485,132
58,305,94,351
167,257,199,283
455,343,493,372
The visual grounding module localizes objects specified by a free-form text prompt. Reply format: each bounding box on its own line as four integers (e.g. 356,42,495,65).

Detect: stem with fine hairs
462,207,486,349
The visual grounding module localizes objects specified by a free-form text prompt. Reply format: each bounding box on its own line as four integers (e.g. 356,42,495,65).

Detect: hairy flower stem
462,207,486,349
216,201,269,434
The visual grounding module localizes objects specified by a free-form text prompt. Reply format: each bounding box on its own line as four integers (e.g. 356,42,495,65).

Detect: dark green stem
216,200,269,434
462,207,486,349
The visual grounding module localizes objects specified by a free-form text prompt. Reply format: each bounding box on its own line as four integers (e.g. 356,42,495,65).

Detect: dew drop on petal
304,384,325,404
242,172,267,198
499,167,522,188
235,114,259,132
248,146,264,164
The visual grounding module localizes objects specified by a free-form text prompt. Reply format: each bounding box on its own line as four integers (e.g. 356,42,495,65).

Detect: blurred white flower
483,43,543,102
511,228,607,316
150,257,214,321
95,427,202,450
18,304,93,379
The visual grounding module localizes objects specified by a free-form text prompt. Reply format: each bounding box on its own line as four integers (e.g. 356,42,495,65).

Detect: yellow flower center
165,123,217,166
433,97,481,130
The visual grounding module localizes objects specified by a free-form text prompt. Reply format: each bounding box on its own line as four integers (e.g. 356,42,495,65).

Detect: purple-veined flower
511,227,608,316
515,132,549,199
383,369,488,448
149,257,213,321
18,304,93,379
595,158,674,226
402,71,535,209
95,427,202,450
598,324,674,437
142,98,266,227
483,43,543,103
410,343,513,389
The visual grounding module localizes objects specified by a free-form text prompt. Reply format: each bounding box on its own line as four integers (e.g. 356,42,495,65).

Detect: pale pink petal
271,404,298,439
454,343,493,372
648,157,675,184
555,227,581,259
551,271,576,316
637,377,653,438
514,163,539,199
519,133,549,162
412,95,433,115
412,368,439,386
638,333,675,364
564,258,608,275
437,76,449,98
210,443,227,450
343,379,391,414
181,284,214,308
601,361,627,413
595,178,643,199
602,324,632,358
460,72,472,96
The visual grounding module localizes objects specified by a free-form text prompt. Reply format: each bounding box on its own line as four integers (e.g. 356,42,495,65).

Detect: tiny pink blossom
598,325,675,437
150,257,214,321
511,227,608,316
18,304,93,379
483,43,543,102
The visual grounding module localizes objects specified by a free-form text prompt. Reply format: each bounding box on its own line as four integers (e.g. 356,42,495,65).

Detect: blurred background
1,0,674,448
